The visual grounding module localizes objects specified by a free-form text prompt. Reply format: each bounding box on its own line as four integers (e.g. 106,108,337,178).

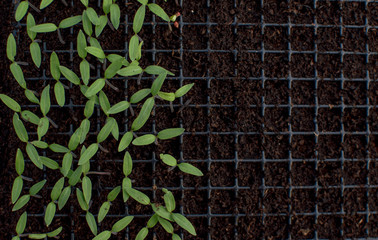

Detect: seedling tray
1,0,378,239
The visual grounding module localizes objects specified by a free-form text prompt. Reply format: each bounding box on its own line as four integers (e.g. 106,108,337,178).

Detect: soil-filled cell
343,135,367,159
264,135,290,159
236,26,262,50
210,25,235,50
343,81,367,105
369,214,378,237
291,80,315,105
289,0,314,24
317,81,342,105
343,2,366,25
343,161,367,185
291,189,316,213
236,0,261,23
264,53,289,78
318,161,342,186
210,162,235,186
291,135,316,159
263,188,289,214
209,0,235,23
291,107,315,132
290,216,315,239
210,217,235,240
210,190,235,214
183,190,208,214
210,79,234,104
318,135,342,159
263,216,289,239
236,108,262,132
317,54,342,78
264,107,289,132
237,162,263,186
317,188,342,212
237,135,262,159
237,189,262,214
234,79,262,105
343,188,367,213
317,107,342,132
291,53,315,78
317,215,342,239
237,53,262,78
264,26,288,50
237,216,263,239
263,0,288,23
291,27,315,51
183,52,208,77
264,80,289,104
316,1,341,24
209,52,236,77
264,162,289,186
343,214,367,238
183,134,208,160
210,108,236,132
181,107,208,132
343,28,367,52
183,25,208,50
343,54,367,79
291,162,316,186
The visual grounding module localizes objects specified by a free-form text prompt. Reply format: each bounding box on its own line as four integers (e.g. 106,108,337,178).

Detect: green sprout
4,1,202,239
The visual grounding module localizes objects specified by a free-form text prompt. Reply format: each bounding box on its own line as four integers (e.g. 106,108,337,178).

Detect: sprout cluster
5,1,201,239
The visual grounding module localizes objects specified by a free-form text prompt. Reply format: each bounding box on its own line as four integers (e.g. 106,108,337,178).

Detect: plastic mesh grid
11,0,378,239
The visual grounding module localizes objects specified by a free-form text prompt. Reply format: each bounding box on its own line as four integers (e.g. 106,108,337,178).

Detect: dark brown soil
1,0,377,239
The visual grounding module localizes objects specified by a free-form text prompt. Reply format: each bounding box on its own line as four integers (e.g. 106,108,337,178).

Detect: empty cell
369,135,378,159
264,53,289,78
183,190,208,214
210,162,235,186
98,24,126,50
183,217,208,240
183,135,208,160
263,216,289,239
237,216,263,239
210,25,235,50
183,79,208,104
154,25,180,50
343,108,367,132
263,188,289,213
128,163,153,187
317,54,342,78
369,214,378,237
369,161,378,184
318,188,342,212
368,29,378,52
155,161,180,187
182,0,207,22
263,0,288,23
343,215,367,238
291,216,315,239
183,52,208,77
210,190,235,214
291,162,316,186
210,217,235,240
210,79,234,104
342,2,366,25
369,55,377,80
237,52,262,78
236,108,262,133
369,188,378,211
343,54,367,79
289,0,314,24
181,107,208,132
343,188,367,213
291,107,315,132
290,27,314,51
234,79,262,105
264,107,289,132
183,25,208,50
264,80,289,104
264,135,290,159
237,189,262,214
98,161,124,188
318,161,342,186
45,27,80,51
343,81,367,105
264,162,289,186
368,2,378,25
236,0,261,23
183,162,208,187
343,135,367,159
155,52,180,74
369,81,378,105
291,189,316,213
318,135,342,159
291,80,315,105
210,108,236,132
317,107,342,132
237,135,262,159
317,27,341,51
290,54,315,78
291,135,316,159
155,107,180,131
343,160,368,185
264,26,288,50
317,215,342,239
316,1,340,24
343,28,367,52
209,0,235,23
317,81,342,105
209,52,236,77
237,162,263,186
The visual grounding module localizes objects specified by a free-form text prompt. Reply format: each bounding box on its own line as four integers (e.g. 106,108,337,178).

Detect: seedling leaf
15,149,25,175
111,216,134,233
117,65,143,76
86,46,105,59
93,231,111,240
40,156,59,170
110,4,121,29
164,190,175,212
151,72,167,96
130,88,151,104
85,78,105,97
59,66,80,85
44,202,56,226
82,176,92,204
40,0,54,9
12,176,23,204
107,101,130,115
126,188,150,205
175,83,194,98
26,142,43,169
129,35,139,61
107,186,121,202
147,214,158,228
158,217,174,233
86,7,100,25
13,113,28,143
12,195,30,211
77,30,87,59
50,52,61,80
27,14,37,40
30,23,58,33
105,58,123,79
97,118,115,143
82,10,93,36
7,33,16,62
135,227,148,240
51,177,64,201
172,213,197,236
133,5,145,34
10,63,26,89
61,152,73,177
86,212,98,235
76,188,89,211
157,128,184,140
0,94,21,112
21,110,40,124
15,1,29,22
131,97,154,131
29,180,46,196
144,65,174,76
157,91,175,102
47,226,63,237
30,42,41,68
58,186,71,210
78,143,98,165
177,163,203,176
16,211,27,234
123,151,133,176
40,85,51,116
37,117,49,140
68,166,82,186
147,3,170,22
80,59,90,85
98,201,110,223
49,143,70,153
118,132,133,152
59,15,82,29
160,154,177,167
132,134,156,146
54,81,65,107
